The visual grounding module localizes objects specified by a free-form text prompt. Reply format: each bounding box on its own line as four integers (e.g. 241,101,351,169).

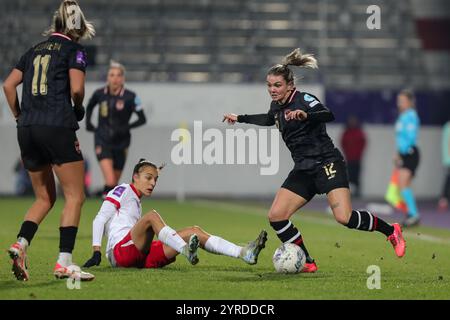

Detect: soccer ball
272,243,306,274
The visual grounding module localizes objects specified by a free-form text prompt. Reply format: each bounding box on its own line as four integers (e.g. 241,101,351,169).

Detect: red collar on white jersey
129,184,142,199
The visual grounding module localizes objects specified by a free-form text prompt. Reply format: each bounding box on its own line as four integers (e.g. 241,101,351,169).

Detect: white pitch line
191,200,450,245
403,232,450,244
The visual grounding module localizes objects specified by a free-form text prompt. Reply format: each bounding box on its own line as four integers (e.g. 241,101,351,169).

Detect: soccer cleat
301,260,318,273
8,242,29,281
387,223,406,258
53,263,95,281
185,234,200,265
401,216,420,228
240,230,268,265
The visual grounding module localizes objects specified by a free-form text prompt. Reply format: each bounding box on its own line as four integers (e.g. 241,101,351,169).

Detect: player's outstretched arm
83,201,117,267
223,110,275,126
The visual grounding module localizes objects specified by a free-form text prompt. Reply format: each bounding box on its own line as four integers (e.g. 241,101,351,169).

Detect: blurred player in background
13,158,33,196
438,120,450,211
223,48,406,273
340,115,367,198
3,0,95,281
86,60,146,198
82,159,267,269
394,90,421,227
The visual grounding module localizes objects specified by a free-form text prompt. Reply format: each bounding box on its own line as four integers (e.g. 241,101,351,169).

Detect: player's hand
83,251,101,268
73,105,85,121
223,113,238,125
285,110,307,121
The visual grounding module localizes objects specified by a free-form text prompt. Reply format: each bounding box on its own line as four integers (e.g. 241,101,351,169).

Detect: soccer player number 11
32,54,51,96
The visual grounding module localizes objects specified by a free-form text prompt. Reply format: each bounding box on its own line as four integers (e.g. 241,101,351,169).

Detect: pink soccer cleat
301,260,318,273
8,242,29,281
387,223,406,258
53,263,95,281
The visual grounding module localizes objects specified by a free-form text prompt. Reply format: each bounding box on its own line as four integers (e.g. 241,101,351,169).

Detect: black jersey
86,86,146,149
15,33,88,130
238,90,343,170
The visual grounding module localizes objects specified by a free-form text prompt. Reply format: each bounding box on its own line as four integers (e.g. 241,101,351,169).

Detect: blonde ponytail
282,48,318,69
267,48,318,84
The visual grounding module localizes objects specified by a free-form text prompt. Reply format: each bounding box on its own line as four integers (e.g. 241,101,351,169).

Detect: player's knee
335,212,350,225
190,225,203,235
37,194,56,211
145,210,160,224
73,192,86,206
268,208,290,222
64,190,85,206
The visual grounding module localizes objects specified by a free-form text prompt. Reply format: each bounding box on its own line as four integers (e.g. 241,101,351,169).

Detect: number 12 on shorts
323,163,336,179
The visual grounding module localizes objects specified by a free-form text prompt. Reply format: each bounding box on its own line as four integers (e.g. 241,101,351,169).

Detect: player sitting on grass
83,159,267,269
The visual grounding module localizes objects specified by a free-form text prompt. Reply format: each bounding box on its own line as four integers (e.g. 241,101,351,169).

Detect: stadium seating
0,0,443,88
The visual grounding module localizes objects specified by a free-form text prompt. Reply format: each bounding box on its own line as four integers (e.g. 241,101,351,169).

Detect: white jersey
92,183,142,266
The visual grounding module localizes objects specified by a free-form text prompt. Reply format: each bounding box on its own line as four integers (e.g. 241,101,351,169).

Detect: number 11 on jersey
32,54,51,96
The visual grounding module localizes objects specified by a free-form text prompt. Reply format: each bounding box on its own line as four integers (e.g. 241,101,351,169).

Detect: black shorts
281,160,350,201
17,126,83,171
399,146,420,176
95,144,128,170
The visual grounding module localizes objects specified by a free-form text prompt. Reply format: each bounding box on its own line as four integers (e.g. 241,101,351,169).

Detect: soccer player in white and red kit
83,159,267,269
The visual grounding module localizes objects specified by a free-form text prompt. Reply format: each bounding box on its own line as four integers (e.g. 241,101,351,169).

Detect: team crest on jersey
74,140,81,154
116,100,125,111
100,101,108,117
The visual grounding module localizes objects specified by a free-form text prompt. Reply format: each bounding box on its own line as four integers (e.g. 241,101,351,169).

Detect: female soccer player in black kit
3,0,95,281
223,48,406,273
85,61,146,197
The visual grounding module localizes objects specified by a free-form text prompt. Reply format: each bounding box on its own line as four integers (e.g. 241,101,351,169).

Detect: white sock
17,237,29,249
157,226,187,254
57,252,73,267
204,235,242,258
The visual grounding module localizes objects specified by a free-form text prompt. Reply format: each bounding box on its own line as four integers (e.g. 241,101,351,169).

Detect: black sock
17,221,39,245
374,217,395,237
59,226,78,253
346,210,394,236
270,220,312,262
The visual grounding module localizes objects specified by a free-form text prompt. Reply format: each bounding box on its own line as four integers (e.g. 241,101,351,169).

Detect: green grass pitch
0,197,449,300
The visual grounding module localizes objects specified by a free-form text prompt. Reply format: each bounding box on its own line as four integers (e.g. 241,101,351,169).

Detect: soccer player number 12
32,54,51,96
